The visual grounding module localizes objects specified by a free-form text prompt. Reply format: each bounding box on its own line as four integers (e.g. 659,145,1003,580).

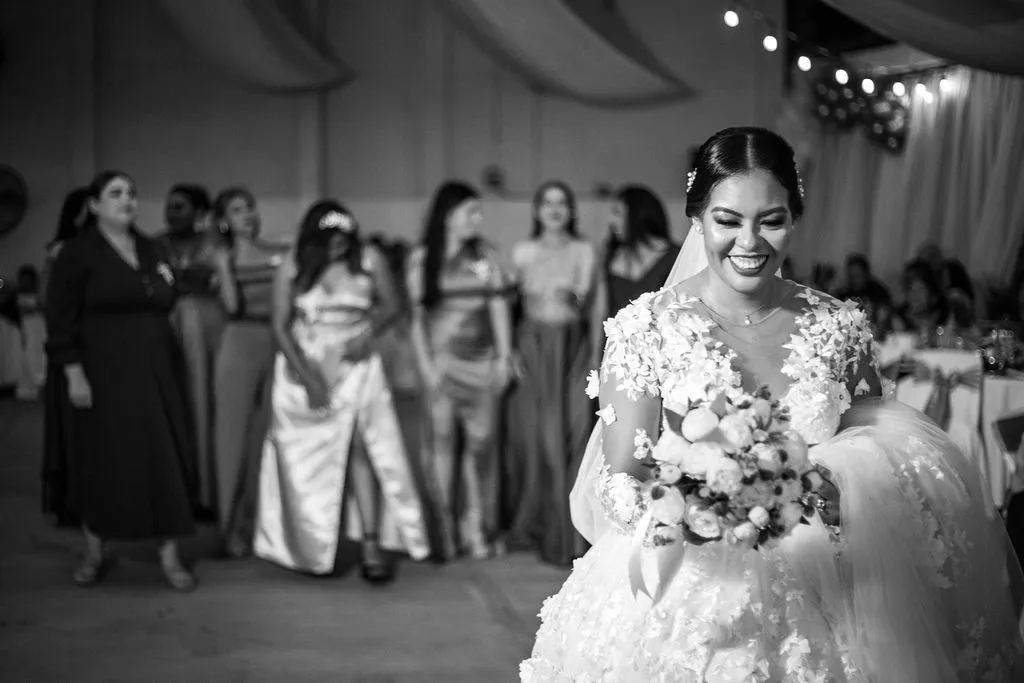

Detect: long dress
522,283,1024,682
41,241,80,525
254,261,430,574
158,228,229,513
214,240,282,548
406,242,511,557
504,238,596,566
44,228,195,539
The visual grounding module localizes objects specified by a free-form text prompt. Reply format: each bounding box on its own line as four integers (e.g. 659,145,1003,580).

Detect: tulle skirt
521,401,1024,682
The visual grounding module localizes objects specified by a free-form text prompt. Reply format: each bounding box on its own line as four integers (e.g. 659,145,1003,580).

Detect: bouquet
634,386,826,550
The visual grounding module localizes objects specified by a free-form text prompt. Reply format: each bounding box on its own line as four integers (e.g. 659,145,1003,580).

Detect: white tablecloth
983,376,1024,507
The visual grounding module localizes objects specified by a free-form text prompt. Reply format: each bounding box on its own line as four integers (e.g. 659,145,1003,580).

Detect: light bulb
861,78,875,94
835,68,849,85
892,81,906,97
724,10,739,28
914,82,927,94
922,90,935,103
797,55,812,72
939,77,953,93
762,35,778,52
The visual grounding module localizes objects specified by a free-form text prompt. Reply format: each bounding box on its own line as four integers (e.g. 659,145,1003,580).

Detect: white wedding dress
520,235,1024,682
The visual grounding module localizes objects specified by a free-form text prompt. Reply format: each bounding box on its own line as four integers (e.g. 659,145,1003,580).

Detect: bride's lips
728,254,769,275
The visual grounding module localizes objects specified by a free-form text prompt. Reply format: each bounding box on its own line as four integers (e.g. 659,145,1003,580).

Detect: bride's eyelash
714,219,785,228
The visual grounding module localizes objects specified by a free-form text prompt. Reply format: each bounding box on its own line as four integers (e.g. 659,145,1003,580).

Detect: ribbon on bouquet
627,509,688,604
911,361,982,432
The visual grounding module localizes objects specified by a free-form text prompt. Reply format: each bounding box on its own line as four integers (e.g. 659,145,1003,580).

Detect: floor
0,398,569,682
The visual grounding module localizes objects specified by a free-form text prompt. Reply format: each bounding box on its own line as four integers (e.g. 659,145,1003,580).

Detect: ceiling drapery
436,0,693,106
158,0,353,92
825,0,1024,76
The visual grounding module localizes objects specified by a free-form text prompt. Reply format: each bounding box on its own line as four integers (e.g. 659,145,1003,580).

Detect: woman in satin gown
407,182,515,560
254,200,429,581
521,128,1024,682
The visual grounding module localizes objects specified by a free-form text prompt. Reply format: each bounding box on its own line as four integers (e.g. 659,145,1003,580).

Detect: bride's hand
815,478,841,527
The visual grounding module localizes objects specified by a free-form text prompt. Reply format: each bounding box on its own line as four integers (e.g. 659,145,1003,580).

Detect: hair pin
319,210,354,232
686,170,697,194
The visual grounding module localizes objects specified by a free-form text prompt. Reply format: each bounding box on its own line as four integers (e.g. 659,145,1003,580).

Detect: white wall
0,0,783,275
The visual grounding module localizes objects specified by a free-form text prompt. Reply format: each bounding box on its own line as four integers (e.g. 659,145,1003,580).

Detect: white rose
651,486,687,526
706,457,744,496
680,441,728,478
802,470,824,492
778,502,805,531
750,442,783,474
734,521,758,542
718,414,754,451
686,504,722,539
681,407,720,442
751,398,772,426
748,506,771,528
773,478,804,506
736,480,774,508
651,430,688,467
658,463,683,485
584,370,600,399
778,430,809,471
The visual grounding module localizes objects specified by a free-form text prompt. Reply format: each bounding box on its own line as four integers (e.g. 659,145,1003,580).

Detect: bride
520,127,1024,682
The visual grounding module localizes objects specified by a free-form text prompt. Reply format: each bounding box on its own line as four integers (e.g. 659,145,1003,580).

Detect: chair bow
911,361,982,431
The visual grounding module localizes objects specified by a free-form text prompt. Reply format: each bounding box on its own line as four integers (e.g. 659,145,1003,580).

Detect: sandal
161,563,198,593
72,554,107,587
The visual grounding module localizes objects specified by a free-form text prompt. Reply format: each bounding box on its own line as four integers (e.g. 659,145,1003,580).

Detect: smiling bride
520,127,1024,682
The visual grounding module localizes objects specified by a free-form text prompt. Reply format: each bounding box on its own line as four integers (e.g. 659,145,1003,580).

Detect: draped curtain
825,0,1024,77
435,0,692,105
158,0,352,92
791,67,1024,289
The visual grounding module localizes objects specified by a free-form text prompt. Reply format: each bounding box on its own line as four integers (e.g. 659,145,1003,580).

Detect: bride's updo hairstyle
685,127,804,221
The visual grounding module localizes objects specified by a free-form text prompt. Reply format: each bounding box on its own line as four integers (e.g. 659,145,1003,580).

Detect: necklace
698,290,780,326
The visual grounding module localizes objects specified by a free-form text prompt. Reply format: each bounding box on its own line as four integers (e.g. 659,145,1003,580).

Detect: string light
720,0,959,109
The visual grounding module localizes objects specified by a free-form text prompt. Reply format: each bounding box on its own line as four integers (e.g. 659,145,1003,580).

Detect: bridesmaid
407,182,515,560
211,187,287,557
45,170,196,591
590,184,679,364
504,180,596,567
254,200,429,580
40,187,89,526
158,183,232,517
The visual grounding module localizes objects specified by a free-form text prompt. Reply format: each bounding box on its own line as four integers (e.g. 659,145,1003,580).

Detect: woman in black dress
40,187,89,526
45,170,197,591
590,184,679,366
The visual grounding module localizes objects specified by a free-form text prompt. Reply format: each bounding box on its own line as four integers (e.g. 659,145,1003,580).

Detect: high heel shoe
360,534,395,585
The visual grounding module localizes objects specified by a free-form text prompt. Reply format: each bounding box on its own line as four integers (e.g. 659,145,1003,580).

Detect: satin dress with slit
254,262,430,574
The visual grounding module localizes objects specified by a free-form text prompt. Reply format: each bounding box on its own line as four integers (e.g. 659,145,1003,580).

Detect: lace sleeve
838,302,884,401
600,292,663,401
590,293,664,517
